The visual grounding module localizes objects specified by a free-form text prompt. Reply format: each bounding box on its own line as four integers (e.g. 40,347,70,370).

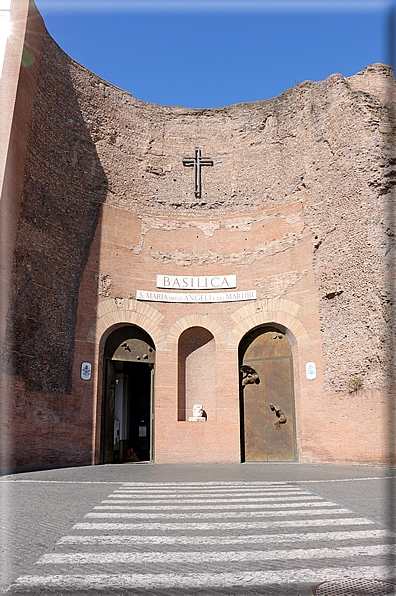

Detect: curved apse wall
2,0,395,470
7,30,393,398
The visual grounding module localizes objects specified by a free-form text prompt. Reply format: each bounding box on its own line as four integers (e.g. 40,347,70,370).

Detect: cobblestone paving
4,479,395,596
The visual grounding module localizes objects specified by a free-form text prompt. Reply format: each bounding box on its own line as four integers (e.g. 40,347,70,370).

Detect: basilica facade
1,0,394,472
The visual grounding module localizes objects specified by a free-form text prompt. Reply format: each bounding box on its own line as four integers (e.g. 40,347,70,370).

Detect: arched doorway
239,325,296,462
100,326,155,464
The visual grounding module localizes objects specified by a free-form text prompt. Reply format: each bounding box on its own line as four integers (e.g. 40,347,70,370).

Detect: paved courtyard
1,463,395,595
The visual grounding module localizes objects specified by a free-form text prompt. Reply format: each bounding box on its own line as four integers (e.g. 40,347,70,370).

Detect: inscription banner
156,274,236,290
137,290,256,303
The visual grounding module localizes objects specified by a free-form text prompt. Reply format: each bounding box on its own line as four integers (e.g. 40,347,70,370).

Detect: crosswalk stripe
9,566,393,590
101,495,323,504
119,482,291,487
94,502,328,511
111,488,306,495
56,528,394,546
37,543,395,565
84,507,350,519
93,501,333,511
73,517,374,531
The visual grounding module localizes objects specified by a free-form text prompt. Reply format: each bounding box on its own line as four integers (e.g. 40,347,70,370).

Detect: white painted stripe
118,479,387,485
102,495,322,504
85,507,349,520
57,528,394,546
117,483,304,488
95,501,326,511
118,484,291,489
119,482,290,486
38,543,395,565
10,566,394,590
108,491,314,503
112,488,306,495
73,517,374,531
119,480,302,489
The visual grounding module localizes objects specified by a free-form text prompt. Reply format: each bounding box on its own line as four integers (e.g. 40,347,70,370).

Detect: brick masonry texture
1,0,395,472
5,34,108,394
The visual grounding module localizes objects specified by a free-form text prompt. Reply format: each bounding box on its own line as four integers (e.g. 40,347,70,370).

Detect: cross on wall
182,147,213,198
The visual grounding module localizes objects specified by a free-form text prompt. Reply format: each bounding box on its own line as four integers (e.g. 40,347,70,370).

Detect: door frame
99,324,156,464
239,323,297,462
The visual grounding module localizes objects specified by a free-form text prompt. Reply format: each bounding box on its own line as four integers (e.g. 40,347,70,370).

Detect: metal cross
182,147,213,198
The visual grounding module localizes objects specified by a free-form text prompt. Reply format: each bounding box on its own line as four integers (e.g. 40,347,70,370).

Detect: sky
32,0,396,109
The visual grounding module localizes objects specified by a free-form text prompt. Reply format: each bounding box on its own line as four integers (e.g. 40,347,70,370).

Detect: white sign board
137,290,256,303
306,362,316,380
81,362,92,380
157,275,236,290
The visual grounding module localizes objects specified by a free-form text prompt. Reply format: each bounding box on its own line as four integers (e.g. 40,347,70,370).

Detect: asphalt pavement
1,463,395,595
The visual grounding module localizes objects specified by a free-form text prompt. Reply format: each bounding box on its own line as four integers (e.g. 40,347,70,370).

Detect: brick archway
86,297,166,350
167,314,227,346
227,298,309,350
229,298,308,464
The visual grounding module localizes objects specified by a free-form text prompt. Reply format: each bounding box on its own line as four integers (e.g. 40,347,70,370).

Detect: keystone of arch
227,306,309,350
167,314,227,346
86,297,166,350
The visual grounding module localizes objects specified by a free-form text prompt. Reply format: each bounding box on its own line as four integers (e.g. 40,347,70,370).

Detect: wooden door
240,327,296,462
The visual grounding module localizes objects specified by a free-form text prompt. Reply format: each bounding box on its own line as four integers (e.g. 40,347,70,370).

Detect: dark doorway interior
100,326,155,464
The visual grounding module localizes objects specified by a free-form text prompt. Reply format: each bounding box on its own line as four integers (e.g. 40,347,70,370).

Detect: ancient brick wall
67,58,394,396
4,32,107,471
3,0,395,470
1,0,47,474
5,34,107,394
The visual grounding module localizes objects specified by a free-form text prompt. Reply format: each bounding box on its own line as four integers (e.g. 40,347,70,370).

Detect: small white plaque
137,290,256,303
306,362,316,380
139,426,147,437
81,362,92,380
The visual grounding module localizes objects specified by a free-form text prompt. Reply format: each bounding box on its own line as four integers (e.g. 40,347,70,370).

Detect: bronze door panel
241,328,296,462
243,359,268,461
265,356,296,462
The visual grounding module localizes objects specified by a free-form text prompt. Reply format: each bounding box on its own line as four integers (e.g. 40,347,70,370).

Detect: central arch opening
100,325,155,464
178,326,215,421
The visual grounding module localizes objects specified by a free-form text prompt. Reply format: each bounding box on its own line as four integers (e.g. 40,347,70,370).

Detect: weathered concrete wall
3,0,394,470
